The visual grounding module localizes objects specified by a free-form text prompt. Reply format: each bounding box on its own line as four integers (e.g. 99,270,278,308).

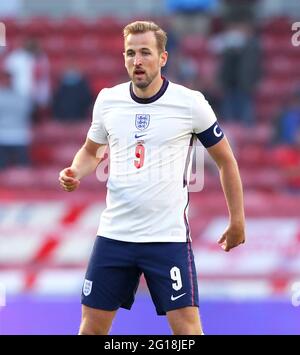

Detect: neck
132,74,163,99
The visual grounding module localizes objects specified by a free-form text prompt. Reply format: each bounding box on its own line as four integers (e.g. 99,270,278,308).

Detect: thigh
79,304,117,335
139,242,199,315
167,306,202,335
81,236,141,311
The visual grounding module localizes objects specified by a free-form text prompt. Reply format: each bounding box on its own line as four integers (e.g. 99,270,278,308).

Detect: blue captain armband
195,122,224,148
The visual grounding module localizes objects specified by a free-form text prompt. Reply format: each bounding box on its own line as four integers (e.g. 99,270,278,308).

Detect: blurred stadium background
0,0,300,334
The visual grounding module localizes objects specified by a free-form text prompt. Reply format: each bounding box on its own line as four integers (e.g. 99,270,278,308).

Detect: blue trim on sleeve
195,122,224,148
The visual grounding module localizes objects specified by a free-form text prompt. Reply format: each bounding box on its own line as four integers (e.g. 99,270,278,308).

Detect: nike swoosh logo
171,293,186,301
135,133,147,139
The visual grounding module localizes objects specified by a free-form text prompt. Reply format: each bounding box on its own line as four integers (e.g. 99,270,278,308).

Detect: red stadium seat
261,17,291,36
180,35,209,57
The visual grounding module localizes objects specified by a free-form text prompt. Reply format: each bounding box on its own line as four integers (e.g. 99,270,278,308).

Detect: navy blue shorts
81,236,199,315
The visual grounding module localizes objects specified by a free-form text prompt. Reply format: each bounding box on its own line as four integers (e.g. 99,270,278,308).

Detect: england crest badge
135,114,150,131
83,279,93,296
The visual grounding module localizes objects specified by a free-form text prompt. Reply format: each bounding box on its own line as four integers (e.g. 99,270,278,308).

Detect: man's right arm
59,138,107,192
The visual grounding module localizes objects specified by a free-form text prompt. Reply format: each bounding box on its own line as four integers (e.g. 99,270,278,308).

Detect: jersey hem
97,234,189,243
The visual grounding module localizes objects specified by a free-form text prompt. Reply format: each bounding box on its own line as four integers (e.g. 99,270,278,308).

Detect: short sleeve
192,91,217,134
192,91,224,148
87,89,108,144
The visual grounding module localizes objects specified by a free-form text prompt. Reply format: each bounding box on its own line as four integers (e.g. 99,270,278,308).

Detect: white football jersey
88,79,223,242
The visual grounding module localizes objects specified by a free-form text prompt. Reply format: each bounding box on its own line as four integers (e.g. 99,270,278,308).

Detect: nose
133,54,142,66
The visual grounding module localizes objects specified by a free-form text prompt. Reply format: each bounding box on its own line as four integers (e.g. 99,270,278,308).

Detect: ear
160,51,168,68
123,52,127,67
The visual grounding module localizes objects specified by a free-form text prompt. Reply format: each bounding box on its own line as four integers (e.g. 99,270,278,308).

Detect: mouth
134,69,146,77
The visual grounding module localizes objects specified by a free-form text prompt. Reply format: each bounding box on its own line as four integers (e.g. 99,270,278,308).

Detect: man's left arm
207,137,246,252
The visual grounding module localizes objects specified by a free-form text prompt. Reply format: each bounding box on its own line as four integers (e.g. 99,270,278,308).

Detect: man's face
124,31,167,89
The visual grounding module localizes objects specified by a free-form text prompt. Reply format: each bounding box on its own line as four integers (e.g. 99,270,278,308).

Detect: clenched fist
59,167,80,192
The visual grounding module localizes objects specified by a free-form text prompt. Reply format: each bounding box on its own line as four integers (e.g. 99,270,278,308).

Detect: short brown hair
123,21,167,53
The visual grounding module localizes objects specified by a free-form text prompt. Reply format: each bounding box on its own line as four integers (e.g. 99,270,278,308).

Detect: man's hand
218,223,245,252
59,167,80,192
